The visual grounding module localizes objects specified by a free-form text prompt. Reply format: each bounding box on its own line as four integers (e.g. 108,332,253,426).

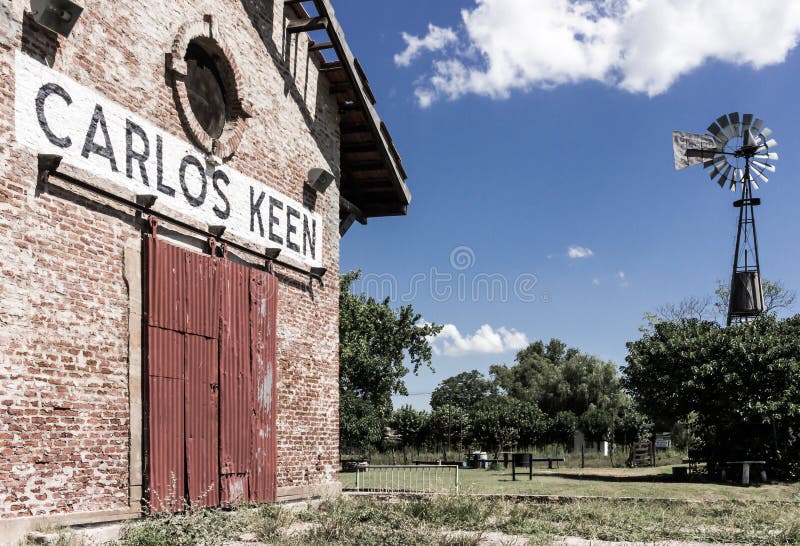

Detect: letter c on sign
36,83,73,148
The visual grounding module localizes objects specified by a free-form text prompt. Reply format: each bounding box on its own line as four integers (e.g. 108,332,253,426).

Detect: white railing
355,465,459,495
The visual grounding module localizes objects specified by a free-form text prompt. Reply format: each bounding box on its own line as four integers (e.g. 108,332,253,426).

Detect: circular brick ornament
168,15,252,160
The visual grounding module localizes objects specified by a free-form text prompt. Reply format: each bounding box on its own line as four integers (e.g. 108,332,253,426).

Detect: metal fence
355,465,459,495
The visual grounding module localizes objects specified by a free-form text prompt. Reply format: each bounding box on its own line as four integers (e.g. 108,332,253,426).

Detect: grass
341,464,799,502
109,493,800,546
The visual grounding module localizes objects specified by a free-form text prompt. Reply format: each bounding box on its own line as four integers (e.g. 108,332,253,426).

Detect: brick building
0,0,409,541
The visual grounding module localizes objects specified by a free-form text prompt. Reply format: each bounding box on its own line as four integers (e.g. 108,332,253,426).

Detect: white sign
14,53,323,267
654,437,671,449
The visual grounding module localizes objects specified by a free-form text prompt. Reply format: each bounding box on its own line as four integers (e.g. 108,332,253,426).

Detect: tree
427,404,470,458
491,339,622,445
469,395,546,457
339,270,442,452
390,405,429,463
430,370,494,410
647,295,714,323
624,316,800,478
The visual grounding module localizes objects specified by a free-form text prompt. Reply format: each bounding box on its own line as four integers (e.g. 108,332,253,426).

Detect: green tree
427,404,470,458
491,339,622,445
624,316,800,478
430,370,494,410
390,405,429,463
339,270,442,452
469,395,547,457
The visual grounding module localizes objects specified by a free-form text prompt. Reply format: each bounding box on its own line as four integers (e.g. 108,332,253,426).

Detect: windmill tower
673,113,778,326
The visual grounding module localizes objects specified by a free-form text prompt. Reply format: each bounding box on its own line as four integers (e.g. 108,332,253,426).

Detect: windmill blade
751,166,770,184
707,122,726,144
716,114,735,140
754,141,778,154
673,131,719,170
716,164,733,188
752,160,776,173
744,127,761,147
760,138,778,150
728,112,741,136
703,154,727,170
751,118,764,134
750,177,760,191
709,163,726,183
710,161,733,185
760,127,774,139
754,153,779,161
742,113,754,129
730,178,738,192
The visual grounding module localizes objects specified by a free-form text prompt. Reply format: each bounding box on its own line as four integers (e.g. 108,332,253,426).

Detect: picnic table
510,454,567,481
724,460,766,486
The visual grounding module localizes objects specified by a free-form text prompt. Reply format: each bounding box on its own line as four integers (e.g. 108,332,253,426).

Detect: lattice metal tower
672,113,778,325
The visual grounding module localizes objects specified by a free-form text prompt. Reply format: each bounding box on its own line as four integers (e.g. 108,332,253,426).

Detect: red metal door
147,328,185,512
185,334,219,508
218,259,252,505
249,270,278,503
147,235,188,513
147,233,278,511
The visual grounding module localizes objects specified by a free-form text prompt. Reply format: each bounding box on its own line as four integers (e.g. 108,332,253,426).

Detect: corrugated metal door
249,270,278,503
146,233,278,511
218,259,252,505
147,237,187,513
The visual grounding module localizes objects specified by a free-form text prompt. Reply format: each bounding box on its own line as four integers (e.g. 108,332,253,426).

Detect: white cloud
432,323,529,357
592,278,601,286
394,24,459,67
617,270,630,287
402,0,800,106
568,245,594,259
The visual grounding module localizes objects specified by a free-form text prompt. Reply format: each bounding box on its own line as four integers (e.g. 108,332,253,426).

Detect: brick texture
0,0,340,519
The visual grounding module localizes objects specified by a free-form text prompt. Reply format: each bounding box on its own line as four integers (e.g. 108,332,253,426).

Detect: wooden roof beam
345,160,387,171
329,82,353,95
320,61,343,73
340,122,372,134
309,41,334,51
342,142,379,153
286,16,328,34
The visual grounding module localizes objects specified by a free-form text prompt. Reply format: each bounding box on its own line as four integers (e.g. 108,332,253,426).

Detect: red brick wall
0,0,340,519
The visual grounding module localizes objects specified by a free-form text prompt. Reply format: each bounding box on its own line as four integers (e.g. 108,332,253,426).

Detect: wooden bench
724,460,766,486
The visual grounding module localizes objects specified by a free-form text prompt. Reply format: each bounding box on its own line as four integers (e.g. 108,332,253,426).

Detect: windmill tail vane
672,112,780,326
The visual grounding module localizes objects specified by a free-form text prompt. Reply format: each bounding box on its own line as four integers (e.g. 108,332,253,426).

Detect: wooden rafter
286,16,328,34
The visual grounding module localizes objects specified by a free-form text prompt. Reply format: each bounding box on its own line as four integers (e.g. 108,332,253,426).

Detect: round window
184,40,228,139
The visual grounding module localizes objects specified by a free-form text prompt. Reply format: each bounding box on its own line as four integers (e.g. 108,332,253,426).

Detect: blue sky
333,0,800,409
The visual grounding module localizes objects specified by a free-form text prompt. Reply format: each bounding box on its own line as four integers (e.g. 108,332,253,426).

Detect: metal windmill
672,113,779,326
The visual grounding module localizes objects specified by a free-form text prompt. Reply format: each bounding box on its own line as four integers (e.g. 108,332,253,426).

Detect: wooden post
581,444,585,469
512,455,516,481
529,455,533,481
